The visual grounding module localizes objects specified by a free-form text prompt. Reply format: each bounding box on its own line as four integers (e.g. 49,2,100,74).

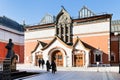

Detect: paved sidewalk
15,64,120,80
16,64,119,72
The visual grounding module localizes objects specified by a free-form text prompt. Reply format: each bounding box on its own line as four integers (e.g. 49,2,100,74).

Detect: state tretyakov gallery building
25,7,112,67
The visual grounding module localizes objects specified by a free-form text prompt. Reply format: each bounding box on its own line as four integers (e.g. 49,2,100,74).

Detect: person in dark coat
51,60,57,74
41,58,45,69
38,58,41,68
46,60,51,72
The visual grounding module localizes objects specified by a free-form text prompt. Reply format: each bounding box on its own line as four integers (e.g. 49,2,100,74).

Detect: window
58,55,62,60
96,54,101,62
57,27,59,35
94,49,103,63
66,25,68,33
66,36,68,42
111,52,115,62
61,27,64,34
111,55,114,62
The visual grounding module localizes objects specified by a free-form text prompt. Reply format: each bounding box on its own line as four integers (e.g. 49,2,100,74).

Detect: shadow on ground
11,71,40,79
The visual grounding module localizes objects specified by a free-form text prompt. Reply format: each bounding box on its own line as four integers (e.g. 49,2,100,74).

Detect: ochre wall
74,35,110,64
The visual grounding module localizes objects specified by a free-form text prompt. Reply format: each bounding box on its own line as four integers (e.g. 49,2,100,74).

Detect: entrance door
74,53,84,67
35,55,43,66
52,50,63,66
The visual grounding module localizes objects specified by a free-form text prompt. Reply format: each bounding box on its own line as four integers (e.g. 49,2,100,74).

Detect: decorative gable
55,6,73,45
73,37,90,52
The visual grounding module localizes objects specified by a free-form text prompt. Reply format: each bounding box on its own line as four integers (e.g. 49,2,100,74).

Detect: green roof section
0,16,24,32
111,20,120,34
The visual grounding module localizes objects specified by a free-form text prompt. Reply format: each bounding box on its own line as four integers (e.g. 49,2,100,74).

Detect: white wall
42,39,72,67
0,25,24,44
25,28,55,40
73,22,110,35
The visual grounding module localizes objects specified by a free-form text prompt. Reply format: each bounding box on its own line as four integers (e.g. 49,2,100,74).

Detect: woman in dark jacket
46,60,51,72
51,60,57,74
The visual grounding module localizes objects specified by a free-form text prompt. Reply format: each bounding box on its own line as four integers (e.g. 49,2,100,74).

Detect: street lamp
114,32,120,73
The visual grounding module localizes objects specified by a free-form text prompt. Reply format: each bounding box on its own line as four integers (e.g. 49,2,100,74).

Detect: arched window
15,53,19,63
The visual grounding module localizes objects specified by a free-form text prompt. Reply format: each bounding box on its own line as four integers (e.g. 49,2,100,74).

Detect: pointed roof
56,6,71,24
79,6,96,18
111,20,120,34
31,40,47,53
0,16,24,32
42,36,72,50
73,37,90,51
40,13,55,24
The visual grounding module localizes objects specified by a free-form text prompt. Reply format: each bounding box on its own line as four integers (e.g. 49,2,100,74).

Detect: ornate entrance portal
52,50,63,66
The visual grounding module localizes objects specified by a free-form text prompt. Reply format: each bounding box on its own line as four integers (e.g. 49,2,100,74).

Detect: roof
42,36,72,50
25,6,111,31
39,13,55,25
0,16,24,32
79,6,96,18
32,41,47,53
73,37,91,51
111,20,120,34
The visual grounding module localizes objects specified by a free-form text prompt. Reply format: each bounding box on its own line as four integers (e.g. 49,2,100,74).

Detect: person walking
41,58,45,69
51,60,57,74
38,58,41,68
46,60,51,72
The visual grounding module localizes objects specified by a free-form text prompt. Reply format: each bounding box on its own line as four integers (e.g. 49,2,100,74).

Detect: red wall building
0,16,24,63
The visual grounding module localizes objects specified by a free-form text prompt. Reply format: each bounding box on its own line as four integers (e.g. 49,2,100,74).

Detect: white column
85,52,89,67
63,55,67,67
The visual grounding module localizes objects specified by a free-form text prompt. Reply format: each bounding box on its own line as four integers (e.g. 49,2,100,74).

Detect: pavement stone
15,64,120,80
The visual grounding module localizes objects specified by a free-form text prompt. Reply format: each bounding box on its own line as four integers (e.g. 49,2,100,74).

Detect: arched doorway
51,50,63,66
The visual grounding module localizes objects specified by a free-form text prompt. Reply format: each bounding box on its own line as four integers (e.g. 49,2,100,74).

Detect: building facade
25,6,114,67
111,20,120,65
0,16,24,63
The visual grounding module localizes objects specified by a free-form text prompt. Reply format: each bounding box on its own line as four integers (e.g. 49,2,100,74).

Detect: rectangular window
61,27,63,34
57,27,59,35
96,54,101,62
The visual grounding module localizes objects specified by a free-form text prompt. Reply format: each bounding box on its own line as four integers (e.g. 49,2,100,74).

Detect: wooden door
52,51,63,66
74,54,84,67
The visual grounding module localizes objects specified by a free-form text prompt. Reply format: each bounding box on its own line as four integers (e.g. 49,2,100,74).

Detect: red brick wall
111,41,119,64
0,42,24,63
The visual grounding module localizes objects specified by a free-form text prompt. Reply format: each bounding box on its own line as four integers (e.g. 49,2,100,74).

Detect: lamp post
114,32,120,73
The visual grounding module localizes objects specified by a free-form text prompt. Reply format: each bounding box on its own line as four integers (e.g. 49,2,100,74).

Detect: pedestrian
46,60,51,72
51,60,57,74
38,58,41,68
41,58,45,69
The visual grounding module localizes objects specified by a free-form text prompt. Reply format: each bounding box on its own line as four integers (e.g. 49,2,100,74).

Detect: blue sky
0,0,120,25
